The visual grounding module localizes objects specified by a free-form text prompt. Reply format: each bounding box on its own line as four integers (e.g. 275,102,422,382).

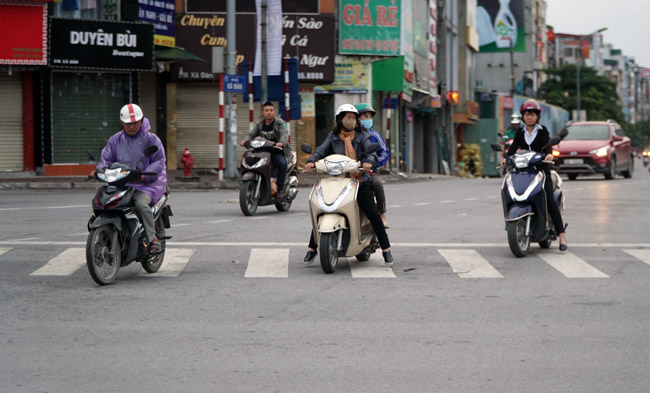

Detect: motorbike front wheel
507,219,530,257
319,231,340,274
141,217,165,273
239,180,259,216
86,225,121,285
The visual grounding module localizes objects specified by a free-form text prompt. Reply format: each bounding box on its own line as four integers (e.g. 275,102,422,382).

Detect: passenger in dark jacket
303,104,394,265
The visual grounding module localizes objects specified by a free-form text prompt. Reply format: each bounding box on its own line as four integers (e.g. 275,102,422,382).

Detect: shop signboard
314,61,369,94
50,18,154,71
477,0,525,52
171,13,334,82
0,3,48,65
137,0,175,47
339,0,401,56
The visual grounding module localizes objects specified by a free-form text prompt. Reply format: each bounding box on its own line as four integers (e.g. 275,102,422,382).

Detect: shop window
51,72,131,164
52,0,119,21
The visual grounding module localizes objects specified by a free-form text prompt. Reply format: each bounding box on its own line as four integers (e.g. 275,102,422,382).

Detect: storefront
46,18,153,173
0,0,49,172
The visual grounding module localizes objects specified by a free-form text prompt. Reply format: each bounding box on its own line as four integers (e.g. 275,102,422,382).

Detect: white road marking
6,238,40,242
349,254,396,278
248,216,270,220
414,202,431,206
537,251,609,278
463,198,479,201
438,249,503,278
388,205,403,208
30,248,86,276
440,200,455,203
3,240,650,248
244,248,289,278
139,248,195,277
623,249,650,267
207,220,232,224
0,205,86,212
0,247,12,256
173,223,192,227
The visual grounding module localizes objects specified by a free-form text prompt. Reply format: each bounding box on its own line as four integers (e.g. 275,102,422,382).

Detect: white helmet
120,103,144,123
511,113,521,124
335,103,359,120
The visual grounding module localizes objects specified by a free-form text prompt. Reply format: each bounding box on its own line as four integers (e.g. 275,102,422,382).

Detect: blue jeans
271,150,287,191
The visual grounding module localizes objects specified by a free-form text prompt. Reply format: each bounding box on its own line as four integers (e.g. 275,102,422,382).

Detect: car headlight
324,158,351,175
589,146,609,157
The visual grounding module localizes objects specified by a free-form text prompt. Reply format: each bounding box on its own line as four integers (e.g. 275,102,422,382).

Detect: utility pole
225,0,237,178
509,38,515,95
260,0,268,104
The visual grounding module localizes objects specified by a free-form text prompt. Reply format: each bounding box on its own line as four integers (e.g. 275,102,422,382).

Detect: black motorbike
239,137,299,216
491,129,568,257
86,146,173,285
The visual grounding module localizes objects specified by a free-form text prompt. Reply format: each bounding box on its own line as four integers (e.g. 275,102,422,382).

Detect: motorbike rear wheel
507,219,530,257
141,217,165,273
239,180,259,216
319,231,339,274
86,225,121,285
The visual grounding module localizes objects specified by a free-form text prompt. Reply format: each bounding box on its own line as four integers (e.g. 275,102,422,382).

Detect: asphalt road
1,164,650,393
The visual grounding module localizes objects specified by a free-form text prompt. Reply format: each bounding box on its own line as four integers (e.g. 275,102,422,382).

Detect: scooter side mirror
548,136,562,146
558,128,569,139
366,143,379,153
497,132,503,137
87,149,96,162
144,145,159,156
301,143,312,154
491,143,503,152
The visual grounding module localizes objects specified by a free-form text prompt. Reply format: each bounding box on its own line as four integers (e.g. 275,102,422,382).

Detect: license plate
564,158,583,165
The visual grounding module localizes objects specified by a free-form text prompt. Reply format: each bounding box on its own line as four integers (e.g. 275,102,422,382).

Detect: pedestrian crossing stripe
8,246,650,279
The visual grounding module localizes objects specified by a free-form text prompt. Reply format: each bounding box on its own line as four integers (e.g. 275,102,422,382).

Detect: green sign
339,0,401,56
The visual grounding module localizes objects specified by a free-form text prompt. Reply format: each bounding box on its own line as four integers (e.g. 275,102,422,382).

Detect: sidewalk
0,169,451,190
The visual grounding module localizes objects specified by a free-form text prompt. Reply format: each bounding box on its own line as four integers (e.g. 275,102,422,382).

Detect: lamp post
576,27,607,120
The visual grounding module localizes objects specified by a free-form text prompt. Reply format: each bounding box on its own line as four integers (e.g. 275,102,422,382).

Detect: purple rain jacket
97,118,168,202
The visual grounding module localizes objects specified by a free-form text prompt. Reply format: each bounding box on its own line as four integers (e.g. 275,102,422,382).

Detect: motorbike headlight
589,146,609,157
324,158,351,175
100,168,127,182
243,157,268,169
552,150,560,157
514,155,530,168
250,140,266,149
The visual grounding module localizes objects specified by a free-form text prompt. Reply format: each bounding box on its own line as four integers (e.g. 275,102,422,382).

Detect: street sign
223,75,246,93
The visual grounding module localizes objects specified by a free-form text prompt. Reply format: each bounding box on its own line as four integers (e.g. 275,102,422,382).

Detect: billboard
137,0,175,47
338,0,401,56
0,3,48,65
477,0,525,52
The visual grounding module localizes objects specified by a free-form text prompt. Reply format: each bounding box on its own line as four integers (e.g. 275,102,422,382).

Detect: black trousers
544,170,565,235
270,150,287,190
309,181,391,250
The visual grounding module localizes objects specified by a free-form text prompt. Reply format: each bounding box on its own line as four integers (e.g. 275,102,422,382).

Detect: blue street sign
223,75,246,93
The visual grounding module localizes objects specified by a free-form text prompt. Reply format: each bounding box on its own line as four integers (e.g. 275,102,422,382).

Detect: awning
154,46,206,62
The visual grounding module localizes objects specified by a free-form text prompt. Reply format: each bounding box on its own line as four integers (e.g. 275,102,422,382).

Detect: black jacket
307,130,378,180
506,125,551,156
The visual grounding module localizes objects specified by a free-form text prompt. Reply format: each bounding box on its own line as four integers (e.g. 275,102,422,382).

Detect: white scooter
302,143,379,274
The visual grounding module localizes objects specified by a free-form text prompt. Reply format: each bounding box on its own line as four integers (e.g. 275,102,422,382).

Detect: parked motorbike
86,145,173,285
239,137,299,216
491,129,568,257
302,143,379,274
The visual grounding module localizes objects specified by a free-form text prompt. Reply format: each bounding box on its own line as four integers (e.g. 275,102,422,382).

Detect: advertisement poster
314,61,369,93
138,0,175,47
0,3,47,65
339,0,401,56
50,19,154,71
477,0,525,52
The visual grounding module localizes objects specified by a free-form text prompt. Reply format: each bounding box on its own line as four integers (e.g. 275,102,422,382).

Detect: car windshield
564,125,610,140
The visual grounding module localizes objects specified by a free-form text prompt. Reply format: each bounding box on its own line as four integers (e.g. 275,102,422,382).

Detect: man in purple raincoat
93,103,167,253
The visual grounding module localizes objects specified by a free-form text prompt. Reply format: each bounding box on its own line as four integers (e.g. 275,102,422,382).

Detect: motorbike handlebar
142,171,157,176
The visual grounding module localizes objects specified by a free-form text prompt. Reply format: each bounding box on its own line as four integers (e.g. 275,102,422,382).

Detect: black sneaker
382,250,394,266
304,250,317,264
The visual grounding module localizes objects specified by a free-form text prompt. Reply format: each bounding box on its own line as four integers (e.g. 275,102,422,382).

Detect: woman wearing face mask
303,104,394,265
355,103,390,227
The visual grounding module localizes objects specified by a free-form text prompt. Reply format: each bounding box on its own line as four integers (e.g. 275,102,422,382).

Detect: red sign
640,69,650,79
0,3,47,65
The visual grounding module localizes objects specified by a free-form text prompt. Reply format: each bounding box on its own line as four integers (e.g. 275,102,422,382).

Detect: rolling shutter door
177,85,295,168
0,74,24,171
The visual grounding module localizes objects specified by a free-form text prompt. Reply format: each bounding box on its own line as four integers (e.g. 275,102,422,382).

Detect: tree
539,64,624,124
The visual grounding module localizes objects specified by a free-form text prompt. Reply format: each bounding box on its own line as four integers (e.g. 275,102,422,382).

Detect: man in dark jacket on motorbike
91,103,167,254
303,104,394,265
241,101,290,197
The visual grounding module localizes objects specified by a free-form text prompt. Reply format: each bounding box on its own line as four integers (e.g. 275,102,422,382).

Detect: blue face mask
360,119,373,130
